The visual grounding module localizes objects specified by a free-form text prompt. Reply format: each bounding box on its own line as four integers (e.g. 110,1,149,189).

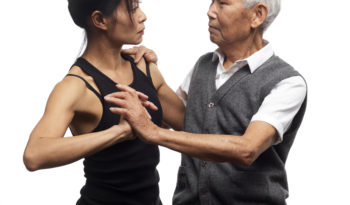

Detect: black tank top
68,54,163,205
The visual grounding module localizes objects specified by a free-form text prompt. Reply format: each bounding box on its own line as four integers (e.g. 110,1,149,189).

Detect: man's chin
209,36,219,45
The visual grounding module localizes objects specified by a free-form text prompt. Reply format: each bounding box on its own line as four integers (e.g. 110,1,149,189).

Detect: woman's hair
243,0,281,32
68,0,137,29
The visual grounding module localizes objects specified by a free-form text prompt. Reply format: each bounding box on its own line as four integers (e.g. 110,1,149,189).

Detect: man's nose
207,3,217,19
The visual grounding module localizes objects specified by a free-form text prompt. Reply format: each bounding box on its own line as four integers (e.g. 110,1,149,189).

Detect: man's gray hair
243,0,281,32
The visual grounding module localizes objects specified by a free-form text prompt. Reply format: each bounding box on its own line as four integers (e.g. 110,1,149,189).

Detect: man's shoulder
261,55,301,76
197,52,215,63
257,55,307,87
265,55,293,69
192,52,216,70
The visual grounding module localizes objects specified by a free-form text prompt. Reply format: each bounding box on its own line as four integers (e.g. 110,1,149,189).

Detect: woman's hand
118,116,135,141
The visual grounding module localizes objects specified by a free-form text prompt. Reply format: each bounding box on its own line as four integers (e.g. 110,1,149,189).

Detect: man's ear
90,10,108,31
250,3,268,29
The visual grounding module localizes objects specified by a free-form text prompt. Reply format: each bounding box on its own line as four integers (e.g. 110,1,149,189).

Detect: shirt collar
212,41,274,73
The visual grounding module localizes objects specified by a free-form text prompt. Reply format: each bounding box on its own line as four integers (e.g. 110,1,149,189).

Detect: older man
106,0,307,204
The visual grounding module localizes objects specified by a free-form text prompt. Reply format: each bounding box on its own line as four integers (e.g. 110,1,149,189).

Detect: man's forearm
145,123,255,165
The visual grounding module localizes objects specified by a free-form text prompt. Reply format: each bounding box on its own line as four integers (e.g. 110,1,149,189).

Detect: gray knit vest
173,53,307,205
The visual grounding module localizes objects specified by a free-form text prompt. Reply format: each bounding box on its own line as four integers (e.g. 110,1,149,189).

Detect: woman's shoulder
49,66,96,104
53,74,88,101
135,58,164,90
68,65,94,81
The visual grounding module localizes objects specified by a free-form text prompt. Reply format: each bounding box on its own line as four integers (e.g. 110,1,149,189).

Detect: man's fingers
104,96,127,107
121,47,137,54
142,101,158,111
136,91,149,101
121,46,157,64
109,107,127,115
143,107,152,120
105,91,127,99
144,52,158,64
116,84,137,94
134,46,147,63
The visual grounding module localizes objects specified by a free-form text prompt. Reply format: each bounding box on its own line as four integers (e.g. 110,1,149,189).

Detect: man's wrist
140,122,161,144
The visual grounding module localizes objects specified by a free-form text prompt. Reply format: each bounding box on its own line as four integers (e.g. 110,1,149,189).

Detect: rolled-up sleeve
176,68,194,106
251,76,307,144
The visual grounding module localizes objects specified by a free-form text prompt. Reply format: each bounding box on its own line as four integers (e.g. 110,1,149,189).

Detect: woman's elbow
23,150,41,171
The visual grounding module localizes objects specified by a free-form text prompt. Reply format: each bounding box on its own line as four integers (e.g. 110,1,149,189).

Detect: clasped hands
104,84,158,143
105,45,159,142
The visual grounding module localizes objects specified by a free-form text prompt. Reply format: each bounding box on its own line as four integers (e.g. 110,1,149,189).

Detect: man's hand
104,85,158,142
122,45,158,64
135,90,158,112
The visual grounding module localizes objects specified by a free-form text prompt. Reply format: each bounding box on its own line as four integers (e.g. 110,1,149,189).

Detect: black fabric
71,54,163,205
66,74,102,100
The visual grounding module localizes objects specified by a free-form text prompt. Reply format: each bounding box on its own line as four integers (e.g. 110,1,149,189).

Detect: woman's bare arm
149,63,185,131
23,77,132,171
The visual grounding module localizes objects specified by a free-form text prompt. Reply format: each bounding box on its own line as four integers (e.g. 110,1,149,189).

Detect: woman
23,0,184,204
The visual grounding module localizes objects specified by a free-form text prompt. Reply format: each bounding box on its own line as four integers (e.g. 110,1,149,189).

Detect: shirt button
201,161,207,167
208,102,215,108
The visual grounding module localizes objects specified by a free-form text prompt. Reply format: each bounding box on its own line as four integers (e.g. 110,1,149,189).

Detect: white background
1,0,350,204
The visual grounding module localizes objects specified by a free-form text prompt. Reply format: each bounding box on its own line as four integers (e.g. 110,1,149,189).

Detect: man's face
208,0,253,47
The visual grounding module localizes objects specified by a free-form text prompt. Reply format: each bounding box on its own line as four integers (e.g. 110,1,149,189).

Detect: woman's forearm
23,125,130,171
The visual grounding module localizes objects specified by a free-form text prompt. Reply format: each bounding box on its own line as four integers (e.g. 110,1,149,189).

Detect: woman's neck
81,37,126,72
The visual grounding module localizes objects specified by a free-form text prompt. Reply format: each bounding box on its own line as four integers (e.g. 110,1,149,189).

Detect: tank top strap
72,57,117,97
144,57,152,80
65,74,103,101
121,54,155,88
143,57,157,90
73,57,102,79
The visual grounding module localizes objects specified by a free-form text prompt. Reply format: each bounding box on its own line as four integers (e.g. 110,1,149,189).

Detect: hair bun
68,0,94,28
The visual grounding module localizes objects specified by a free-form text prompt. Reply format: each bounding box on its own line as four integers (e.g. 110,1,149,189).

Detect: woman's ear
90,10,108,31
250,3,268,30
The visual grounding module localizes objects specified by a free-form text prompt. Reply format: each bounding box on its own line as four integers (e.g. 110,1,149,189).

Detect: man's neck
220,34,264,69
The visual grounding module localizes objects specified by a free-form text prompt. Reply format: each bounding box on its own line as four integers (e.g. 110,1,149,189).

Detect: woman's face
107,0,146,45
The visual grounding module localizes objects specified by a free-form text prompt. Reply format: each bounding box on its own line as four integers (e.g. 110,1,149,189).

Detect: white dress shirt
176,43,307,144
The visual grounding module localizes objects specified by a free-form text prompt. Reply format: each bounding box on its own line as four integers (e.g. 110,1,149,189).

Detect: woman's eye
132,6,139,13
132,1,140,12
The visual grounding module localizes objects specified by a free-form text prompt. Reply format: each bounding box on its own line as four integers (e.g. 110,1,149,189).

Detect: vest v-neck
208,60,251,103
